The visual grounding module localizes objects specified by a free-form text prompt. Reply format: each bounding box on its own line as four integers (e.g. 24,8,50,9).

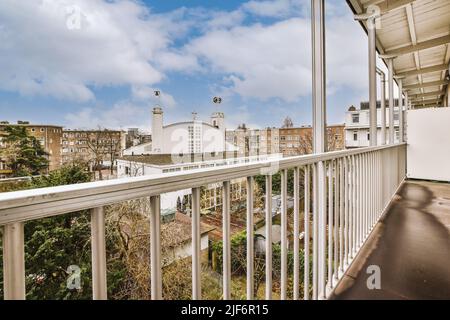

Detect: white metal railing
0,143,406,300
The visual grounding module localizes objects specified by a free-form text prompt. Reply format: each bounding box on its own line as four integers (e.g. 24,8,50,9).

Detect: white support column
404,91,408,142
368,17,378,146
398,79,404,143
149,196,162,300
311,0,327,300
265,174,273,300
280,169,288,300
338,159,344,274
191,187,201,300
3,222,25,300
246,177,254,300
327,161,333,289
311,0,327,154
377,69,387,145
91,206,107,300
223,181,231,300
388,59,395,144
293,168,300,300
304,166,311,300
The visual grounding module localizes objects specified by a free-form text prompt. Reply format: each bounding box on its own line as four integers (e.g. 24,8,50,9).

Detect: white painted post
304,166,311,300
281,169,288,300
91,207,107,300
3,222,25,300
246,177,254,300
150,196,162,300
265,174,273,300
223,181,231,300
293,167,300,300
191,187,201,300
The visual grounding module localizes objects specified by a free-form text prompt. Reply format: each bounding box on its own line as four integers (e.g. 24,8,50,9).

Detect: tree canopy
1,126,49,177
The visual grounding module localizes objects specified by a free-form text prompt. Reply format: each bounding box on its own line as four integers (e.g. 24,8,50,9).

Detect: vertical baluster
281,169,288,300
372,152,375,227
359,154,366,244
358,155,363,246
246,177,254,300
293,167,300,300
348,156,353,259
265,174,273,300
312,163,318,300
318,161,327,299
380,152,383,216
223,181,231,300
333,159,339,284
3,222,25,300
361,153,367,240
343,157,349,267
375,152,377,221
191,187,201,300
365,153,370,236
304,165,310,300
149,196,162,300
91,206,107,300
339,158,344,275
355,154,362,245
327,161,333,290
352,155,357,255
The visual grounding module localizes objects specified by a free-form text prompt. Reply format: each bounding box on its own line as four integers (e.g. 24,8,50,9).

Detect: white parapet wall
407,107,450,182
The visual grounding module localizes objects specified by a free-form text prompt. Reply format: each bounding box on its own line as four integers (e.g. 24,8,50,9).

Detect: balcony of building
0,0,449,300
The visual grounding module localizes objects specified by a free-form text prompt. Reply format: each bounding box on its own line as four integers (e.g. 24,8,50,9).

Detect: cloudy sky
0,0,393,132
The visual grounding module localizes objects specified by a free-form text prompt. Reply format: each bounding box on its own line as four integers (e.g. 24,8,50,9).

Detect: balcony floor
331,180,450,300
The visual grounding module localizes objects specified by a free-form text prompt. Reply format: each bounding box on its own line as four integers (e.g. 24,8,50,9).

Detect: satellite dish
213,97,222,104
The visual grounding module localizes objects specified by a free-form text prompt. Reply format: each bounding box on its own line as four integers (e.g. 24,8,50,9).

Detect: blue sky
0,0,392,132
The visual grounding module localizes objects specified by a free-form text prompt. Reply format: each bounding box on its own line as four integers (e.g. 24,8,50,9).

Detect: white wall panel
407,108,450,181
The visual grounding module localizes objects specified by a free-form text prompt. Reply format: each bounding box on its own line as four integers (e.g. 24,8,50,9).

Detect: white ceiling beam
410,98,442,104
405,3,423,95
396,64,449,77
363,0,417,14
386,35,450,57
404,80,449,90
410,91,445,99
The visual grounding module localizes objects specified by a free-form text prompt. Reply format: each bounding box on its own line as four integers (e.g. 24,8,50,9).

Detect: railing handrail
0,143,405,225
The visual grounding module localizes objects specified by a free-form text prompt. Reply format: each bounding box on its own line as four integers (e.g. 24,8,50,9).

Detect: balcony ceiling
347,0,450,109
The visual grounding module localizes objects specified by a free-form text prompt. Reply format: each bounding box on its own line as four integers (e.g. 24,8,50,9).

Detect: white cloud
186,18,312,101
64,101,151,130
0,0,195,102
184,6,368,102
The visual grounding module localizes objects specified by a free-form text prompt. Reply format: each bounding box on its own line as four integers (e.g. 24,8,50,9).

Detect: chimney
152,106,163,154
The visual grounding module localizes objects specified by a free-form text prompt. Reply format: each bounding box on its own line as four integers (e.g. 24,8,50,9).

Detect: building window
40,128,45,132
352,114,360,123
367,132,370,141
353,131,358,141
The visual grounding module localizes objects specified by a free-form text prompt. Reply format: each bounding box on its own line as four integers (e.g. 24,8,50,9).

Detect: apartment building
225,126,280,157
0,121,63,177
62,129,126,169
345,100,401,148
226,124,345,157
